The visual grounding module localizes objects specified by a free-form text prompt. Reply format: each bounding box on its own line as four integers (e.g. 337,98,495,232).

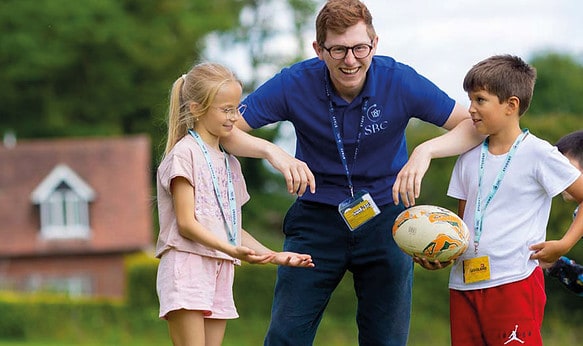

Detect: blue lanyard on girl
473,129,529,254
324,76,368,198
188,129,238,245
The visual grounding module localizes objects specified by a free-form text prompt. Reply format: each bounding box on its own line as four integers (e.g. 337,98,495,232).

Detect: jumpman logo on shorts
504,324,525,344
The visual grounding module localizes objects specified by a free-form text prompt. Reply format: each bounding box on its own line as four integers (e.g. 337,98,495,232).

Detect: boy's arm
530,176,583,263
393,103,484,207
457,199,467,219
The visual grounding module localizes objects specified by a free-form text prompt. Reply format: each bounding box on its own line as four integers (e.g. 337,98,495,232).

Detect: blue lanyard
188,129,238,245
473,129,529,254
324,76,368,198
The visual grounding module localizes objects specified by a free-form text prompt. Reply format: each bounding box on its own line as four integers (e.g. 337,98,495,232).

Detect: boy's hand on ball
413,256,453,270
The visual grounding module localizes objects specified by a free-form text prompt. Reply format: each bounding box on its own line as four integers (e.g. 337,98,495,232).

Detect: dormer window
31,164,95,240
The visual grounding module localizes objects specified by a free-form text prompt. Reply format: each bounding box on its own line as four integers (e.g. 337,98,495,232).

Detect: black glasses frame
321,42,373,60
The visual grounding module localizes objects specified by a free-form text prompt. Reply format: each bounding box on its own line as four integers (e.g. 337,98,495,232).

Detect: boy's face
467,89,514,136
561,154,582,202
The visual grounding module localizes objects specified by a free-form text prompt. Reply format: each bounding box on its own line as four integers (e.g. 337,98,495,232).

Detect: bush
0,292,123,343
125,252,159,309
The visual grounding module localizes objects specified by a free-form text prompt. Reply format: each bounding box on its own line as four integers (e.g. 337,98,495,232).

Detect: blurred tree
0,0,318,192
205,0,317,91
205,0,318,192
529,52,583,116
0,0,243,157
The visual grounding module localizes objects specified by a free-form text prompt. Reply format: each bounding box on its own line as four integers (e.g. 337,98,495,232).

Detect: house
0,135,153,298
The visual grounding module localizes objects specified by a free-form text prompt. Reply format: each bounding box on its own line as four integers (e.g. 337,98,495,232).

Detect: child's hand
529,240,569,264
413,256,453,270
232,246,275,264
271,252,315,267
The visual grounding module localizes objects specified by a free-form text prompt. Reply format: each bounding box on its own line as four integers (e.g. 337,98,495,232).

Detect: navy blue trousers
264,200,413,346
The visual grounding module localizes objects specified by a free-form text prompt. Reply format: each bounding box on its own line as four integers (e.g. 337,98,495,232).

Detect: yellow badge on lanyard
463,256,491,284
338,190,380,231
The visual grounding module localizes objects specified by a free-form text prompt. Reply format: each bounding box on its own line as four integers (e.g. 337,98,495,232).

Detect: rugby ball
392,205,470,262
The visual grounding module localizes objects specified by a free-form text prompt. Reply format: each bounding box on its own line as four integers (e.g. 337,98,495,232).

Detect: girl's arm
172,177,272,264
172,176,314,267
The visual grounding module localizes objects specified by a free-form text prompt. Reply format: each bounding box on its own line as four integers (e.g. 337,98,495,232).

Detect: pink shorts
450,266,546,346
156,249,238,320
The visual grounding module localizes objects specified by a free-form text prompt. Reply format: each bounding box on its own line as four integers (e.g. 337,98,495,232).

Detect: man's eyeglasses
321,42,373,60
214,104,247,120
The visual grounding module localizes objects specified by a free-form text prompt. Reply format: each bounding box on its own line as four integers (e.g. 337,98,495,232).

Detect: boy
545,130,583,296
417,55,583,345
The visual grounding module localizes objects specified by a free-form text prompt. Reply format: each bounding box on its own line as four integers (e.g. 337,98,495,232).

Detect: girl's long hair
163,62,241,156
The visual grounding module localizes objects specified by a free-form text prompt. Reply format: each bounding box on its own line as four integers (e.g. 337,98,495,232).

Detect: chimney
3,130,16,149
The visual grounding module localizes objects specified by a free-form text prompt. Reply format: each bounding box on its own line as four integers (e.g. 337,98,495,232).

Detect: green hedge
2,248,583,345
0,251,358,344
0,292,125,342
0,252,161,344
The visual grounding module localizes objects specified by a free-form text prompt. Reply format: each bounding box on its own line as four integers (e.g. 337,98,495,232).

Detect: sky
364,0,583,105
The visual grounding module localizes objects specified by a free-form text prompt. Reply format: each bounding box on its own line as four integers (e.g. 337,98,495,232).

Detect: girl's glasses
215,104,247,120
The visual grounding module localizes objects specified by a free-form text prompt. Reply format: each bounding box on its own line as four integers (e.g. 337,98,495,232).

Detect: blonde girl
155,62,314,346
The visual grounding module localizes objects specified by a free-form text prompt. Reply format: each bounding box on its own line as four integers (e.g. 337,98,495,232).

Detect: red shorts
450,266,546,346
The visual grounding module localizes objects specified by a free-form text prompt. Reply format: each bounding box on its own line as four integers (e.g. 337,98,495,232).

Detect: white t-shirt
447,133,581,290
155,134,250,260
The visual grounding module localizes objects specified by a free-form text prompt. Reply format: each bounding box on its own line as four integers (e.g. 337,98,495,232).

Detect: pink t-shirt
155,134,250,260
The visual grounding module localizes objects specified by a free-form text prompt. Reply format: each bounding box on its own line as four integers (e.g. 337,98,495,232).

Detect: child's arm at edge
530,175,583,264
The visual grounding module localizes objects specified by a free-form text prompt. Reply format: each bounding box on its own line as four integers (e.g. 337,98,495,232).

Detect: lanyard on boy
188,129,238,246
473,129,529,254
324,77,368,198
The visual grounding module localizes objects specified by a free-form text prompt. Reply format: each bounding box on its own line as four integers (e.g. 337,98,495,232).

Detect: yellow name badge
338,190,380,231
463,256,491,284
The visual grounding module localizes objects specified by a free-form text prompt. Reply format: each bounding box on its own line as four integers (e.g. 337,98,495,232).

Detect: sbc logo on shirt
365,104,388,135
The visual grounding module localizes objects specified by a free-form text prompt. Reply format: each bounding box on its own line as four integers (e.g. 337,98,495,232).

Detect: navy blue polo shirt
242,56,455,206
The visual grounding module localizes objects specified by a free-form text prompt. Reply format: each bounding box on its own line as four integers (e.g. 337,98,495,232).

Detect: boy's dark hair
556,130,583,167
463,54,537,116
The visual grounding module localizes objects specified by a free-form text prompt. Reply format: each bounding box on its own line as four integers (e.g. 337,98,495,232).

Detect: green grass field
0,316,580,346
0,268,583,346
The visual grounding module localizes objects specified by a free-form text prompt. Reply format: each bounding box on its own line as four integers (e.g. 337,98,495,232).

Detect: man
222,1,482,344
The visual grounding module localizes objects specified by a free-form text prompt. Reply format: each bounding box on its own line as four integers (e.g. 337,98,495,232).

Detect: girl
155,62,314,346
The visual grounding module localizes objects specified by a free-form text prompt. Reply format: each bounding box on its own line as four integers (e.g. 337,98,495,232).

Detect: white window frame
39,185,91,239
31,164,95,240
